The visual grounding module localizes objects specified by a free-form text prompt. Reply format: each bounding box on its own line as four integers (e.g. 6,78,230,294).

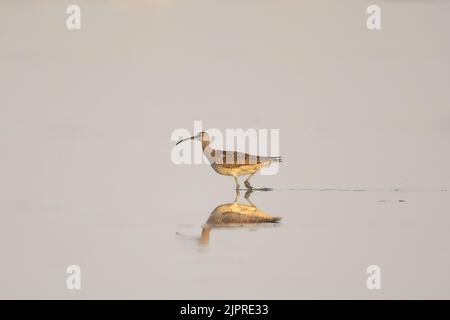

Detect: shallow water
3,185,449,299
1,0,450,299
173,188,450,299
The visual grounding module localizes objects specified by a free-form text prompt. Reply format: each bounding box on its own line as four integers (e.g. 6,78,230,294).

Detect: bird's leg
244,173,256,189
244,189,256,207
233,176,240,191
233,189,240,203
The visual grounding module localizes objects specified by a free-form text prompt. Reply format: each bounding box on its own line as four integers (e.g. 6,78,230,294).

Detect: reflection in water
199,190,282,245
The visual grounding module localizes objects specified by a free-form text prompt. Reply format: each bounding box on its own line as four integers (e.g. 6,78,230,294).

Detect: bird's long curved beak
175,136,195,145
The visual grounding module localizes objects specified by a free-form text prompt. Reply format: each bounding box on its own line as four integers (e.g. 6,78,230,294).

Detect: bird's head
176,131,210,145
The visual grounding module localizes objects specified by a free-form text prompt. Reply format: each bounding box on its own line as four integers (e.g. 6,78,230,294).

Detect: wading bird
176,189,281,245
199,189,281,244
176,131,282,190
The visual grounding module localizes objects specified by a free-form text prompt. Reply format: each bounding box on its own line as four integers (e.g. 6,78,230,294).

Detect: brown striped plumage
176,131,282,190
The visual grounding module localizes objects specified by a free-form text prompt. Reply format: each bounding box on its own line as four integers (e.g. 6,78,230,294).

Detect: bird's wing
211,150,281,167
211,150,263,167
207,203,281,225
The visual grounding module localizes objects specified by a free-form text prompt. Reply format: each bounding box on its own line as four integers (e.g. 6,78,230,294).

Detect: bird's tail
270,156,282,163
270,216,282,223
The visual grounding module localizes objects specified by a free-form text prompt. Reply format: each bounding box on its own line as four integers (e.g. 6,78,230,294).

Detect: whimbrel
175,190,282,245
200,189,282,245
176,131,282,190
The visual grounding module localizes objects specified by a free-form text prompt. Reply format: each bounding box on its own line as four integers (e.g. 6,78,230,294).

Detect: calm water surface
1,0,450,299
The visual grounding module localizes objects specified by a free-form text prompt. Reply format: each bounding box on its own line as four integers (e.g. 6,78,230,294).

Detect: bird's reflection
199,189,281,245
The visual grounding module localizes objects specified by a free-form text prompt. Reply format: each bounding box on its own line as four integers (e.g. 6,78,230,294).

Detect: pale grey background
0,0,449,299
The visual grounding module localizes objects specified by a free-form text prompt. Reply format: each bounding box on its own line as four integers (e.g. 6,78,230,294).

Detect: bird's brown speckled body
176,131,282,189
200,190,281,244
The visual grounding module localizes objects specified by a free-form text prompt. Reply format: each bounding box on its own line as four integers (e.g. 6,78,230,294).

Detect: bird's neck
202,139,210,151
200,227,210,244
202,141,215,163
